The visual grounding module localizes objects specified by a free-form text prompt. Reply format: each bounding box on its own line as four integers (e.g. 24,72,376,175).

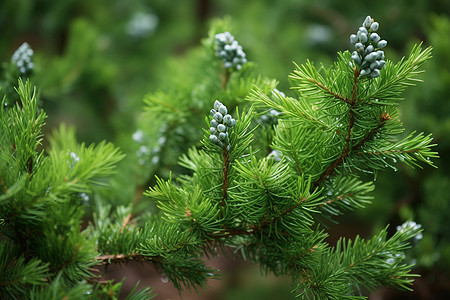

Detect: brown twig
314,106,355,188
221,68,230,90
312,79,350,104
351,113,391,152
210,196,309,238
318,193,354,208
95,253,150,264
0,176,8,193
313,68,361,189
119,214,132,233
219,146,230,219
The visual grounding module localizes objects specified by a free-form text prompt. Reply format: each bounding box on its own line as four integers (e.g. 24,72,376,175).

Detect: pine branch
249,88,330,130
297,226,421,299
355,131,438,169
28,273,93,300
209,173,322,239
363,44,432,105
313,68,360,187
318,176,373,217
90,203,217,291
352,112,390,151
0,242,49,298
289,60,351,105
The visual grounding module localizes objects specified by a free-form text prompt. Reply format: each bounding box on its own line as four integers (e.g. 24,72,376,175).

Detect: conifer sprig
1,79,129,298
297,226,421,298
241,17,435,297
251,43,436,187
318,175,374,217
0,242,49,298
364,43,432,105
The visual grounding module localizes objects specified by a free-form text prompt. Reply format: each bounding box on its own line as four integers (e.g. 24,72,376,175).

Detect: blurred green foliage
1,0,449,297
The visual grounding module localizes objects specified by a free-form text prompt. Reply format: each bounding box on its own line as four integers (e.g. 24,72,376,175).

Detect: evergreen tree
0,16,437,299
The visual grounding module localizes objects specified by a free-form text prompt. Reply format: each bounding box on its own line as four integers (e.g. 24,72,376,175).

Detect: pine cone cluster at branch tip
396,221,423,241
11,42,34,75
209,100,235,149
215,32,247,70
350,16,387,78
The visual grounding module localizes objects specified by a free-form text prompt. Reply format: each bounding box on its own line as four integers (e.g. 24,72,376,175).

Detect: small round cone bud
210,119,219,127
217,124,226,132
213,112,223,122
377,40,387,48
370,69,380,78
376,50,385,60
358,27,368,36
223,114,232,125
214,100,222,110
209,134,219,143
370,33,380,43
359,32,368,43
364,52,377,63
350,34,358,45
360,68,371,76
210,127,217,134
218,104,227,115
363,16,372,28
351,53,361,65
218,132,227,141
370,22,379,31
355,43,364,51
370,61,381,69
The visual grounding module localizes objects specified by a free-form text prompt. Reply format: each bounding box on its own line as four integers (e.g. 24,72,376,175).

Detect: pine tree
0,16,437,299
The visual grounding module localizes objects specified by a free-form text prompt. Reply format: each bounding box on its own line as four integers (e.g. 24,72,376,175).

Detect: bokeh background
1,0,449,299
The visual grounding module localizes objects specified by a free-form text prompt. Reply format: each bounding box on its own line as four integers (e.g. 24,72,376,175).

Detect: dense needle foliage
0,16,438,299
